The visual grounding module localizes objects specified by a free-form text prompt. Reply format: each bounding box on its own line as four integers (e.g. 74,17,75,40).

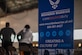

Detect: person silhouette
0,22,16,55
17,24,33,55
44,50,50,55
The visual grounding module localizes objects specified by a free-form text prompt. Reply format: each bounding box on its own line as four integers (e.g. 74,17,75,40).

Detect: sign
39,0,74,49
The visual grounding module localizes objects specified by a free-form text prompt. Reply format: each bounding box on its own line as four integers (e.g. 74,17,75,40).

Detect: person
44,50,50,55
67,49,70,55
0,22,16,55
0,47,6,55
17,24,33,55
8,46,18,55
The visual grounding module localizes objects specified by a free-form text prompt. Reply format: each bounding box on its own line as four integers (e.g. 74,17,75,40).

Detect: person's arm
0,31,1,40
0,29,3,40
12,29,16,42
17,30,23,41
28,30,33,43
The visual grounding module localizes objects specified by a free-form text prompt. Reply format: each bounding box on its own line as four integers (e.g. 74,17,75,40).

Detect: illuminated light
11,34,18,42
18,36,21,40
32,32,38,41
78,43,81,47
33,44,36,47
0,21,6,25
36,44,38,47
74,29,82,40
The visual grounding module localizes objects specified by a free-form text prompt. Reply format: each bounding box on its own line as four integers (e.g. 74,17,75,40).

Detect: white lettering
41,8,70,17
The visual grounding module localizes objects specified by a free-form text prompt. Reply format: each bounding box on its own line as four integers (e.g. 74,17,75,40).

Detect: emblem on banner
49,0,60,9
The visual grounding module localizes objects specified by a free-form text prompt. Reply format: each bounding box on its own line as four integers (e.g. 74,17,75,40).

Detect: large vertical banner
38,0,74,55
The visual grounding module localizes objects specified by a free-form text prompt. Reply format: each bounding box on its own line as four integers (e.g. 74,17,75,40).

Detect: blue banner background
38,0,74,49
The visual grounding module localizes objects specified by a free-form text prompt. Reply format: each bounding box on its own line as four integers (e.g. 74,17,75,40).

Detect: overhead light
78,43,82,48
36,44,38,47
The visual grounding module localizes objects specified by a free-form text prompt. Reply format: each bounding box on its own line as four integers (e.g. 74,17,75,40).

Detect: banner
38,0,74,54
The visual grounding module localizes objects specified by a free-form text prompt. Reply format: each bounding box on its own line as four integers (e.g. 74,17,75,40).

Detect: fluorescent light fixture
32,32,38,41
74,29,82,40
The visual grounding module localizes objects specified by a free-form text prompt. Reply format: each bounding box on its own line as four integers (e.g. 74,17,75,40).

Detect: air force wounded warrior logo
49,0,60,9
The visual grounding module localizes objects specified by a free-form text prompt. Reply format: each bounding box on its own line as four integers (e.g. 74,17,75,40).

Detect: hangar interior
0,0,82,55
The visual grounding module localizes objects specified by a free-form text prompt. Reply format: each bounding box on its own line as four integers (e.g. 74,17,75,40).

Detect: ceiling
0,0,38,17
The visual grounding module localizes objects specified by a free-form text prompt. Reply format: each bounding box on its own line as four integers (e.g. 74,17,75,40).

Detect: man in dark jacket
0,22,16,55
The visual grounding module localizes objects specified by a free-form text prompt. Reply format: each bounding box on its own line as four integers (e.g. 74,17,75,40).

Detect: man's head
6,22,10,27
24,24,30,29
